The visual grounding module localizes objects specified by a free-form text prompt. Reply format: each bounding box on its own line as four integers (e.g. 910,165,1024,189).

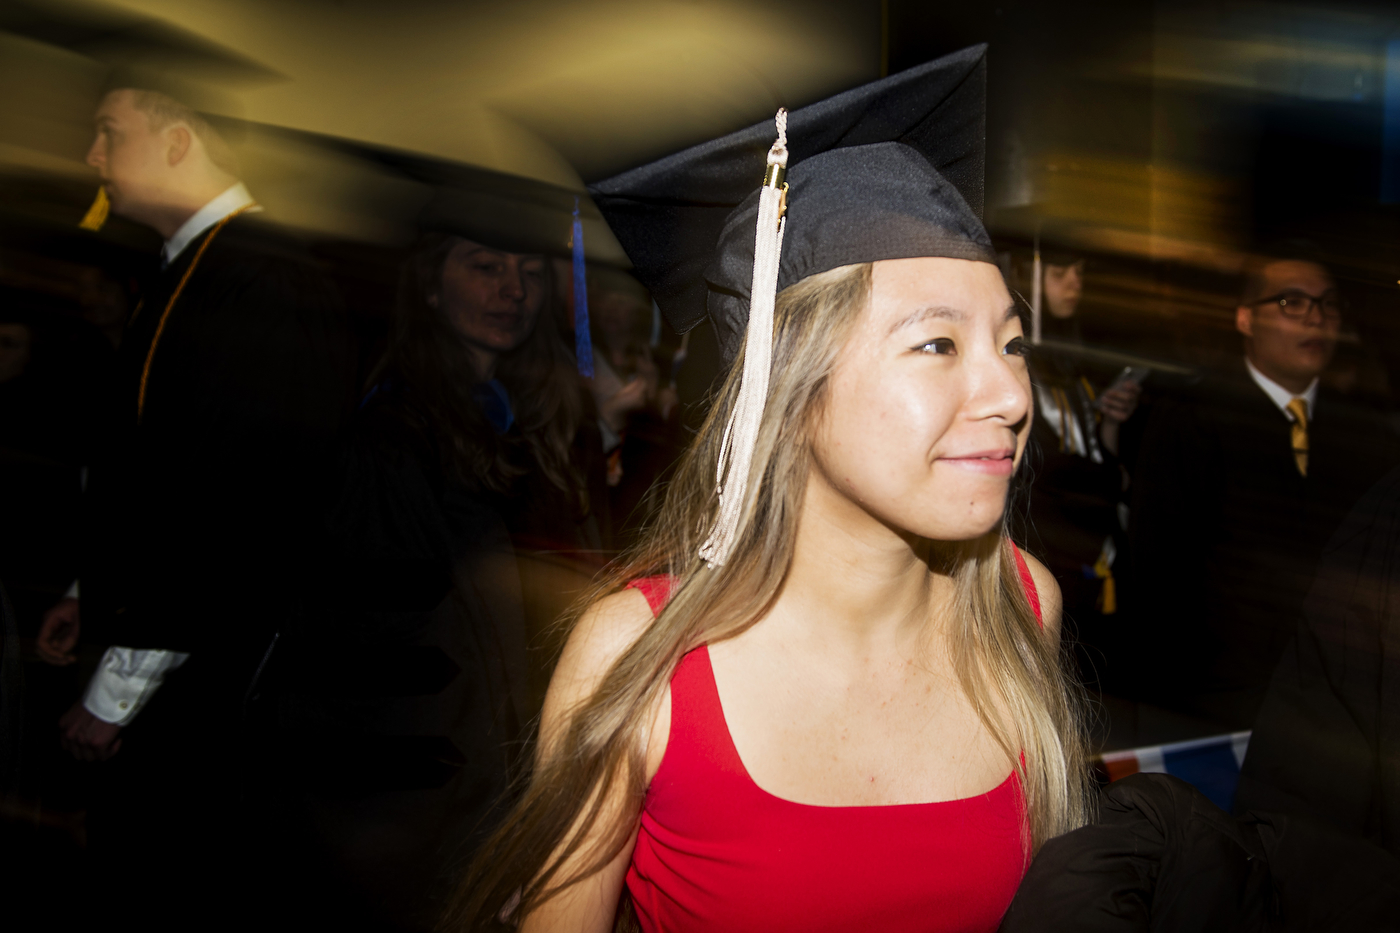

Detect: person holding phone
1015,238,1141,698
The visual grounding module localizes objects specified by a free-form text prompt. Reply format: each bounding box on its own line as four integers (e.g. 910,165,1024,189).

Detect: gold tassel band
79,187,110,231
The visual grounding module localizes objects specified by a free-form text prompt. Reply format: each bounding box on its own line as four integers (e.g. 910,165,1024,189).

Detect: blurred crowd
5,18,1400,933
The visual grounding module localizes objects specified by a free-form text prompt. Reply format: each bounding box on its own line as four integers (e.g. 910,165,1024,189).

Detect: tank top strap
648,645,749,800
1010,544,1043,628
624,576,744,786
626,574,677,617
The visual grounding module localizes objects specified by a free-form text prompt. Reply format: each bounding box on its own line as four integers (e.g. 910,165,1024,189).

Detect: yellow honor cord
79,187,110,231
137,203,258,423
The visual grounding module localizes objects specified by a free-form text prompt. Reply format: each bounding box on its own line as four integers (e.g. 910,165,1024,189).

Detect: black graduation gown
78,214,357,926
1023,345,1128,688
1237,464,1400,851
1001,771,1400,932
1228,466,1400,927
1001,773,1272,933
1127,362,1398,726
83,214,357,664
267,388,528,932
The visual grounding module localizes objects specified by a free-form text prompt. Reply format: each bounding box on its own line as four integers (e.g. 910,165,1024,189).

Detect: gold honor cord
137,204,259,423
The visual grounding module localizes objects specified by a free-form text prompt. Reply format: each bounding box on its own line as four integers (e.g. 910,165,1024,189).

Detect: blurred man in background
1130,246,1399,729
36,81,357,929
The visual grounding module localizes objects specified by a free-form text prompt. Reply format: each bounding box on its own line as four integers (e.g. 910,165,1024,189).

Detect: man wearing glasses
1237,256,1344,451
1128,247,1398,731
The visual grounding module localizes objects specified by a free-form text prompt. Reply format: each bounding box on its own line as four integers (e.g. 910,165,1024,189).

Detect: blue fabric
572,197,594,378
473,379,514,434
1164,742,1242,812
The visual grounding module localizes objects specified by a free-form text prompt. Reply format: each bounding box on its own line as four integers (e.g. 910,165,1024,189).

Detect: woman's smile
937,448,1016,476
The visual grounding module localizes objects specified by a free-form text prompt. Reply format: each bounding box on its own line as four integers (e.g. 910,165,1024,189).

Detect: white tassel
699,109,789,569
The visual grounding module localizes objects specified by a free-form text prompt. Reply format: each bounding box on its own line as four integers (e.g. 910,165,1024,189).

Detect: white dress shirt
84,648,189,725
1245,356,1318,424
82,183,258,727
161,182,258,265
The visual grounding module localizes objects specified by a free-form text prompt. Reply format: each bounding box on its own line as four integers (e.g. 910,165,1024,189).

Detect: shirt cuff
83,647,191,726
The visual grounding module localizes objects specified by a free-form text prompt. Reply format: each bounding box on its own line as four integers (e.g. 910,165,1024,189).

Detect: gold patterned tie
1286,397,1309,477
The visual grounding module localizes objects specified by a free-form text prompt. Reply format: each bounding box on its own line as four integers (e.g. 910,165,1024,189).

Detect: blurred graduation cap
589,44,994,363
989,208,1094,343
993,205,1092,264
374,148,598,259
0,0,280,108
327,142,619,376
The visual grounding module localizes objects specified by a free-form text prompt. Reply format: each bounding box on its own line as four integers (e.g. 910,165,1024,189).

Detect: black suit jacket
1237,465,1400,851
1128,360,1398,724
81,215,358,684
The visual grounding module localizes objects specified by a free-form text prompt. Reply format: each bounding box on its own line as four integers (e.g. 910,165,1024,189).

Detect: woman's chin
889,511,1004,545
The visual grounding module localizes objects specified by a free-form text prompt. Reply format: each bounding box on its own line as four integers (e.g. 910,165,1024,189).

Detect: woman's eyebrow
458,247,510,262
888,305,964,335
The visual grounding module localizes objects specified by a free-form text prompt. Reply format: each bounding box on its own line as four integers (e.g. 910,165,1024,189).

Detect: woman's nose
967,350,1031,425
85,136,103,169
501,262,526,299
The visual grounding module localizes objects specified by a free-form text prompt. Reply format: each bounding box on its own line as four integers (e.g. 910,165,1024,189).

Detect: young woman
450,51,1094,933
392,231,613,711
271,226,603,929
385,232,595,526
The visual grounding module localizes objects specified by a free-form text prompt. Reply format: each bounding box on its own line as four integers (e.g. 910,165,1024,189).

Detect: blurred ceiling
0,0,878,254
10,0,878,188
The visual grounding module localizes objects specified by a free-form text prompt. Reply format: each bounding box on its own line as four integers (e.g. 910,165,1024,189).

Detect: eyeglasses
1252,289,1346,320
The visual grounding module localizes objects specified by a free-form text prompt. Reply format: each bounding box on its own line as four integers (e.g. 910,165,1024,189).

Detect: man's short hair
1240,239,1330,305
126,89,240,178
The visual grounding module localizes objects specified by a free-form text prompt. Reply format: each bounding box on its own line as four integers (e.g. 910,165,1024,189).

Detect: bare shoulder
540,588,656,746
548,589,654,708
1017,550,1064,641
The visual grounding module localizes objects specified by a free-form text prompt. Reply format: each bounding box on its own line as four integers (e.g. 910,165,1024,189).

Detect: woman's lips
482,310,522,328
939,449,1015,476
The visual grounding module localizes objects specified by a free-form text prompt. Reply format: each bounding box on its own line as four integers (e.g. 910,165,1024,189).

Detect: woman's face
1043,261,1084,320
813,257,1032,542
435,239,547,369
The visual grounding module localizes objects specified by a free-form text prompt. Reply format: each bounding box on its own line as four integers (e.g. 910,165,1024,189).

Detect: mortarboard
394,152,618,378
588,46,998,567
589,44,994,363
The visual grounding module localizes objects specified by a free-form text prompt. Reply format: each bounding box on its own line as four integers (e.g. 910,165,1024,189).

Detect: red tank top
623,548,1041,932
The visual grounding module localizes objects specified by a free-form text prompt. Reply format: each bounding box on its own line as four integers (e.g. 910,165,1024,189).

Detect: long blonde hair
447,261,1094,929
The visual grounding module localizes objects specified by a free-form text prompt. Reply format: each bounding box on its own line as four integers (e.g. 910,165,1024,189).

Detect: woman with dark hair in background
1012,238,1142,703
385,231,594,524
270,219,604,933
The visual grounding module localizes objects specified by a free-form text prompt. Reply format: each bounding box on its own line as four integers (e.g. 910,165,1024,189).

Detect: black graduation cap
589,45,995,363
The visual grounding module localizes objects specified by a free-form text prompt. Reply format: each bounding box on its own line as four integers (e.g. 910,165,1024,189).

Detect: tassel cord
699,110,788,568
